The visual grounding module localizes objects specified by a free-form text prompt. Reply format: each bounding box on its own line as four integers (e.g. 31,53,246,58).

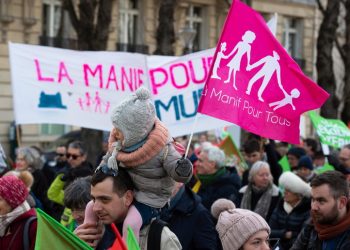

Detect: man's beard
312,203,339,225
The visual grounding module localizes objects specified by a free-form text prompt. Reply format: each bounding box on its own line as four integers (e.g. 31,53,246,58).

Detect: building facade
0,0,317,157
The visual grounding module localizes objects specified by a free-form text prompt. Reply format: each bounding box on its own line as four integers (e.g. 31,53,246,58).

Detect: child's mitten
175,157,192,177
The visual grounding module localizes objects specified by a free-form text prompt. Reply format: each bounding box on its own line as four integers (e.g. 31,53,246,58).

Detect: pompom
211,198,236,219
136,87,151,100
18,171,34,188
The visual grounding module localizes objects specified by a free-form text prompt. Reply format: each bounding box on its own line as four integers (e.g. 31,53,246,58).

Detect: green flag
127,226,141,250
309,111,350,149
35,208,92,250
314,162,335,174
218,135,248,171
278,155,291,172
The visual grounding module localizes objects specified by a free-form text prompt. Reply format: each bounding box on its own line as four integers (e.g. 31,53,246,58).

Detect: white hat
279,171,311,197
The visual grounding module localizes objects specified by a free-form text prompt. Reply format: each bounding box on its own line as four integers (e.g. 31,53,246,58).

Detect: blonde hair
4,170,34,189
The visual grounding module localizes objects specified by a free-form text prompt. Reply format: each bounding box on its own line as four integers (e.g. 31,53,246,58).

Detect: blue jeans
133,201,161,226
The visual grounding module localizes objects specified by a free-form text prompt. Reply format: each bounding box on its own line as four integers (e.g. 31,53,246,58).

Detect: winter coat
139,222,182,250
269,197,311,250
97,222,182,250
47,162,93,206
0,208,37,250
125,139,192,208
238,184,281,222
197,167,241,210
32,169,52,213
47,162,93,226
161,186,221,250
291,221,350,250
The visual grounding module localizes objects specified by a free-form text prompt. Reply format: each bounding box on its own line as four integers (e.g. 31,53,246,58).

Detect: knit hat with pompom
0,175,28,209
110,87,156,148
211,199,270,250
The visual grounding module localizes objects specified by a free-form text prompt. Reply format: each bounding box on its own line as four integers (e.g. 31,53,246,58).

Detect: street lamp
179,26,197,54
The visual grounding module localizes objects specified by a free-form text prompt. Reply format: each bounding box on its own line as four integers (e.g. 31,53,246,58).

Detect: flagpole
16,125,21,148
185,113,199,158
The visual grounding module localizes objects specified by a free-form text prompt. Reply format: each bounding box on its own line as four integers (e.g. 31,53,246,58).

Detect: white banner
9,43,148,131
147,49,233,137
9,43,234,137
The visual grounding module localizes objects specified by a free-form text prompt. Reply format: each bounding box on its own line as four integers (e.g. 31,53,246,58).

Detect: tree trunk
316,0,340,119
241,0,252,6
63,0,114,165
153,0,178,55
341,0,350,125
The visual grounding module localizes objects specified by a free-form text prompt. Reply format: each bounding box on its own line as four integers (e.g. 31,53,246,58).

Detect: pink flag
197,0,329,144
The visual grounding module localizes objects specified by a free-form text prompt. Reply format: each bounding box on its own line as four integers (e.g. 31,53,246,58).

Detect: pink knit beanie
0,175,28,209
212,199,271,250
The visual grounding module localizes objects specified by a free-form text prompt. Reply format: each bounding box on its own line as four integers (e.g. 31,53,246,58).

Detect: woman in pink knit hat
0,175,37,250
212,198,271,250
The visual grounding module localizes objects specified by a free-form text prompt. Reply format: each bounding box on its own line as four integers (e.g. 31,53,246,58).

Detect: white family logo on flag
198,0,329,144
211,30,300,111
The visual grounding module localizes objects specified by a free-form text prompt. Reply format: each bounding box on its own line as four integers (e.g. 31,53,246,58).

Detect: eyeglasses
66,153,81,160
95,164,118,177
56,153,66,157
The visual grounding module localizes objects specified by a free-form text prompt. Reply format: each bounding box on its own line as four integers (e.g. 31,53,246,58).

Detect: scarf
0,201,30,236
107,119,169,168
240,183,274,219
313,204,350,240
197,167,226,186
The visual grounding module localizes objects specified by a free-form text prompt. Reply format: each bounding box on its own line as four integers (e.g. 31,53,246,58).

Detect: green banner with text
309,111,350,148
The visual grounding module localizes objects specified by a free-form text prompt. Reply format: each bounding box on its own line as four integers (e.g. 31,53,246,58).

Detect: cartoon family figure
211,30,300,111
77,91,110,113
211,31,256,90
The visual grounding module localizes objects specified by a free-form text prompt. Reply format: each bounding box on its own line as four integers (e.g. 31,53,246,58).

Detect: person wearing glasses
50,145,68,175
211,198,271,250
83,87,193,244
75,167,182,250
47,140,93,226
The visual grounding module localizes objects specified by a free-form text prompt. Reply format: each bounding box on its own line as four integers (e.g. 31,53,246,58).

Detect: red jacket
0,208,37,250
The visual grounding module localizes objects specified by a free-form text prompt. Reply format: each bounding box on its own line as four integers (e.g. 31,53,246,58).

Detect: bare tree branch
317,0,341,118
94,0,113,50
316,0,326,15
335,37,346,62
154,0,178,55
62,0,79,31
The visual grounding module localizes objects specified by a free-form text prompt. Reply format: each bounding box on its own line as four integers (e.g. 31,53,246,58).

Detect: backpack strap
23,216,37,250
147,219,168,250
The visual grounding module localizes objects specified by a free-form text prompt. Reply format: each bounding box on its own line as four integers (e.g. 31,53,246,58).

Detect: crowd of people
1,88,350,250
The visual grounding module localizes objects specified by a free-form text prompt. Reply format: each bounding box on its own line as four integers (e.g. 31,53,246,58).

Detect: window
283,17,303,58
185,4,205,52
42,0,61,37
118,0,140,45
40,124,70,136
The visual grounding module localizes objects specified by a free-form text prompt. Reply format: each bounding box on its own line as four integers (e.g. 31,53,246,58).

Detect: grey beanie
111,87,155,148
